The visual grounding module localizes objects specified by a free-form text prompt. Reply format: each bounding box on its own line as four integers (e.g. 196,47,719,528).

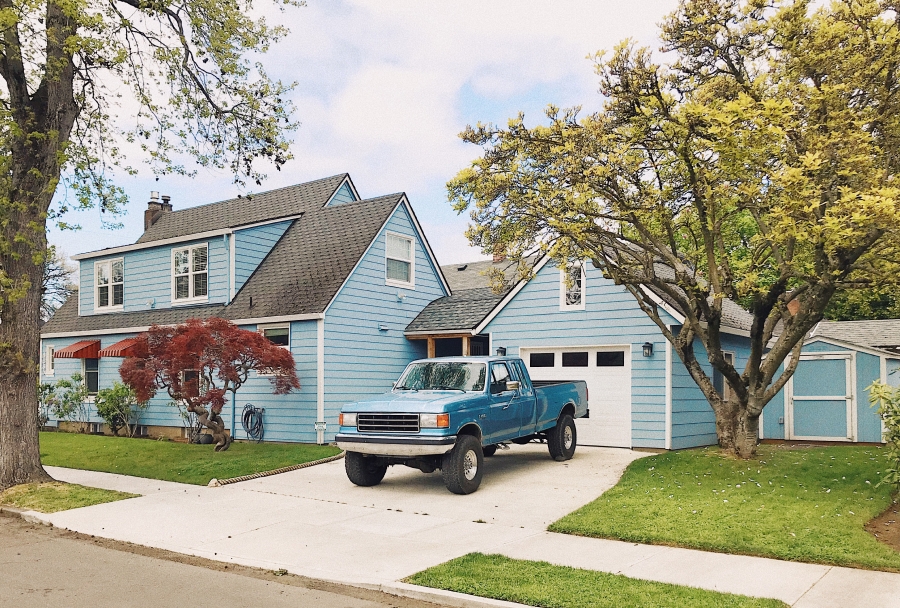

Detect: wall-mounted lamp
496,346,507,356
642,342,654,357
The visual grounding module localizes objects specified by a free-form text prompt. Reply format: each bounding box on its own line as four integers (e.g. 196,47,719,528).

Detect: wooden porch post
427,337,435,358
462,335,471,356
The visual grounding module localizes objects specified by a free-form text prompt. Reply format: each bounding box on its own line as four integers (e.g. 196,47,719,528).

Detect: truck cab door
486,362,521,443
511,359,537,432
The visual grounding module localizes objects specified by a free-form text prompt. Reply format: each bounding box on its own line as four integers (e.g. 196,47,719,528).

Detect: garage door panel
523,346,632,448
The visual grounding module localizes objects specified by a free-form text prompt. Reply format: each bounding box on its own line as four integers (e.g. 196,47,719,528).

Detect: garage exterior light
642,342,654,357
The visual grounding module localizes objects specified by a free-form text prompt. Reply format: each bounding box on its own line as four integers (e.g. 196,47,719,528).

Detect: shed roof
810,319,900,355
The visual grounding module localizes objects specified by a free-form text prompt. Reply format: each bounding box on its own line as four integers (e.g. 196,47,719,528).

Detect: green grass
0,482,136,513
406,553,786,608
551,445,900,571
40,431,341,486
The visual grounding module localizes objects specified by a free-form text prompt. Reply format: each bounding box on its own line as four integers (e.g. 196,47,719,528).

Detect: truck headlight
339,413,357,427
420,413,449,428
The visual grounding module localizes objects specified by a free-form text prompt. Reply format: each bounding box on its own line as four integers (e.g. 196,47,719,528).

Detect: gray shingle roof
42,293,227,335
136,174,348,244
810,319,900,354
441,259,519,291
405,288,506,334
43,188,407,335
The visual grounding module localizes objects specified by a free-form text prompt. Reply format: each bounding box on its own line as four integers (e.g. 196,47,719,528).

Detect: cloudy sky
49,0,679,268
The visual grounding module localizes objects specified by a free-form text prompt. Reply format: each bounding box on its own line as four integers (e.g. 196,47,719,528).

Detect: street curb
0,505,52,525
375,582,530,608
208,451,345,486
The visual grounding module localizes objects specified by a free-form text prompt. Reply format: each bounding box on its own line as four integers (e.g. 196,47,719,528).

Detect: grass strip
551,445,900,571
0,482,136,513
40,431,341,486
406,553,785,608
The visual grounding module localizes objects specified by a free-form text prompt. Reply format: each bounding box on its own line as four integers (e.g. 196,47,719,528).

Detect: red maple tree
119,317,300,451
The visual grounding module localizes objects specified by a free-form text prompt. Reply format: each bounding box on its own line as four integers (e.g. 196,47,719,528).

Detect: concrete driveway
44,444,644,586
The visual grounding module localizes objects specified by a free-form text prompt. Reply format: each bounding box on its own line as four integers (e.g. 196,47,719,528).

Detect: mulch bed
867,498,900,552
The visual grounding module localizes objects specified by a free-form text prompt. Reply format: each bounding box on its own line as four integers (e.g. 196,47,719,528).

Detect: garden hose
241,403,265,443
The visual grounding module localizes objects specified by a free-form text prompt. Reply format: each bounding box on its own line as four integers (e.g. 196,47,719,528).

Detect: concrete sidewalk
35,447,900,607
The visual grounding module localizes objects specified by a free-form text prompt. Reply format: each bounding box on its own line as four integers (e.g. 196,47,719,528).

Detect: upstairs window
261,325,290,348
95,259,124,310
560,263,585,310
173,245,208,302
385,232,414,287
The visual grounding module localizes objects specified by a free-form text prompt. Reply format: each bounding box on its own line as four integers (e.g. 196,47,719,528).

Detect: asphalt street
0,515,444,608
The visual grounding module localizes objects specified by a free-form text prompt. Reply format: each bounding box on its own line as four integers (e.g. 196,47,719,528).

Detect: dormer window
385,232,414,288
95,258,124,311
560,263,585,310
173,244,208,303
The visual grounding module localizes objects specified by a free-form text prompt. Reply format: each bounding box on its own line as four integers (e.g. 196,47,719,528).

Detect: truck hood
342,390,480,413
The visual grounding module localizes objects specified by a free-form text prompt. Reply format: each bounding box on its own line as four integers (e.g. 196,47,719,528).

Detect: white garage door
521,346,632,448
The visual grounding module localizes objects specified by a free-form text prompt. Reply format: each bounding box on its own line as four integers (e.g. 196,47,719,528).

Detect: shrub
47,374,91,433
95,382,147,437
870,381,900,491
37,382,54,429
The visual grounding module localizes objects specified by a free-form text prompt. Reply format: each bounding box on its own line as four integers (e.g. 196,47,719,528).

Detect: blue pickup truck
335,356,588,494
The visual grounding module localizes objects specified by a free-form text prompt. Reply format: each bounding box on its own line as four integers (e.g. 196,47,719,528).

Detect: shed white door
521,346,632,448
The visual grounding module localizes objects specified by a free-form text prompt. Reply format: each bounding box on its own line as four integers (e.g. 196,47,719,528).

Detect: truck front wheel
548,414,577,461
345,452,388,487
442,435,484,494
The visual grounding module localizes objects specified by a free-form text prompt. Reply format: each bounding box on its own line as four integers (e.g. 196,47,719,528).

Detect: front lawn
40,432,341,486
0,481,136,513
407,553,786,608
550,445,900,571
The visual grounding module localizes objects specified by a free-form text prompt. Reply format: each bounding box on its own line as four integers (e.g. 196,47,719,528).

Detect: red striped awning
53,340,101,359
98,337,141,358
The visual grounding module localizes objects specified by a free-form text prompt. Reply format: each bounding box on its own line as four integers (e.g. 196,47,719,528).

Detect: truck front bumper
335,433,457,457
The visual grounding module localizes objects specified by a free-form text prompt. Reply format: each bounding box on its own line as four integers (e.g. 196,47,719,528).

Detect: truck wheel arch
457,423,483,442
560,402,576,420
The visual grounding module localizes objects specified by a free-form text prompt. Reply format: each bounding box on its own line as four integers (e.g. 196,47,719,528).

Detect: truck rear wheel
345,452,388,487
442,435,484,494
548,414,577,461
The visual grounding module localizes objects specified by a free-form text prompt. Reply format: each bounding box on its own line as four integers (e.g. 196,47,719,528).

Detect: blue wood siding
233,220,293,295
79,237,229,315
762,362,787,440
482,261,679,449
326,182,357,206
802,340,851,353
322,203,444,437
857,351,884,443
888,359,900,387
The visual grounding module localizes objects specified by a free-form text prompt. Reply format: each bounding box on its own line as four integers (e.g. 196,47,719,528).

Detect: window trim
559,263,586,311
171,244,209,305
45,345,55,376
83,358,100,396
258,323,291,350
93,258,125,312
384,231,415,289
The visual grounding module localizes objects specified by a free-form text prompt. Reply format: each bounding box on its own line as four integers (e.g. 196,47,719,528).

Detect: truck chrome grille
357,414,420,433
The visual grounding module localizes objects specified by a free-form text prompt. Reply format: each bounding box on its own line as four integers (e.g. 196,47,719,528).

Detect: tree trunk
189,404,232,452
716,402,760,459
0,230,52,491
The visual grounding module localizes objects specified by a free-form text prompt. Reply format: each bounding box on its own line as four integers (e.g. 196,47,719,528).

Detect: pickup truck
335,356,588,494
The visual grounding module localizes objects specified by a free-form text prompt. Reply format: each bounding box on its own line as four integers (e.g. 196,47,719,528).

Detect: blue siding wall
857,351,883,443
802,341,851,353
79,237,229,315
233,220,293,295
326,182,357,206
322,203,444,437
762,363,786,440
670,332,752,449
888,359,900,388
483,261,679,449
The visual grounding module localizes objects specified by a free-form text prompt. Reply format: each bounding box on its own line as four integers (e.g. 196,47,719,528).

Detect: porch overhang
98,337,141,358
53,340,101,359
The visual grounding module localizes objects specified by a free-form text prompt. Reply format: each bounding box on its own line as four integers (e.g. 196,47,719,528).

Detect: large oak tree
451,0,900,457
0,0,298,490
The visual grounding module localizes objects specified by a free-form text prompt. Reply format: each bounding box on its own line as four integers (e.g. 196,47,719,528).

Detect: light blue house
40,174,449,443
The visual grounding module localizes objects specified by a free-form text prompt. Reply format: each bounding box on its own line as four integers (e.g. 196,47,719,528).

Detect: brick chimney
492,244,506,263
144,192,173,231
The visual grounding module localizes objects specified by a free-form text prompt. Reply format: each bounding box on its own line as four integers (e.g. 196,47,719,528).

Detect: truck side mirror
506,380,520,392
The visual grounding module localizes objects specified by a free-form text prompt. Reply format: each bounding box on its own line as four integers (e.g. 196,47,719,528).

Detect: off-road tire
547,414,577,461
345,451,388,487
483,444,498,457
442,435,484,494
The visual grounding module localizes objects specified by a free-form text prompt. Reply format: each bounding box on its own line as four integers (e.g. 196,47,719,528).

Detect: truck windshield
395,362,486,392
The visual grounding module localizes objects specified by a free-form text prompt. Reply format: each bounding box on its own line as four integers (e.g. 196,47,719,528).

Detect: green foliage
869,381,900,491
37,382,54,428
0,482,136,513
39,432,340,486
94,382,147,437
449,0,900,455
550,446,899,571
825,287,900,321
45,374,91,433
407,553,786,608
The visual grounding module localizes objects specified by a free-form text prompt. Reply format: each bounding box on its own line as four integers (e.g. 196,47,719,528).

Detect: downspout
317,318,325,444
231,390,237,439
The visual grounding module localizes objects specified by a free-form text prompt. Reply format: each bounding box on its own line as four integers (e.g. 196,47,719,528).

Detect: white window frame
385,231,415,289
559,264,586,311
44,345,55,376
94,258,124,312
171,244,209,305
259,323,291,350
82,357,99,398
